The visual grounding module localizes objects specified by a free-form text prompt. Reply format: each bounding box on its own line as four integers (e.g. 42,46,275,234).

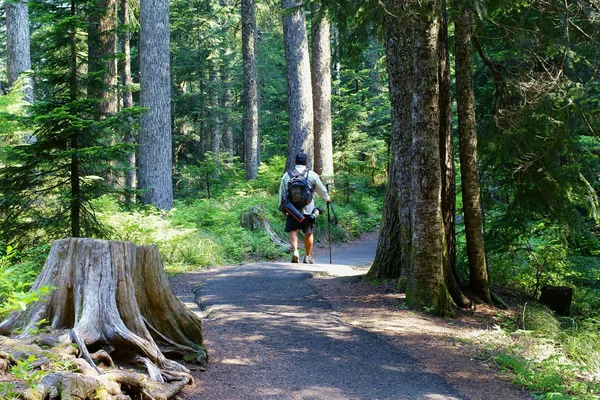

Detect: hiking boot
291,250,300,263
303,255,315,264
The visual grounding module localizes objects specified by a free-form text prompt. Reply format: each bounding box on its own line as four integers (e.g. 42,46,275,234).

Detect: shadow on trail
191,263,462,400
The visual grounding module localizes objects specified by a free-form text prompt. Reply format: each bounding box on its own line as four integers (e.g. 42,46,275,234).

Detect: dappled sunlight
218,357,255,366
288,386,349,400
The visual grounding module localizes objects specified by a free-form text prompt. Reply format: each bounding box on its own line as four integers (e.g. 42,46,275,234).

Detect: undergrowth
94,158,383,275
479,306,600,399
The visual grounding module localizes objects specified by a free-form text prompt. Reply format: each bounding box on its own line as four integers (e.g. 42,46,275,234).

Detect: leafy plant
0,246,52,320
11,355,46,387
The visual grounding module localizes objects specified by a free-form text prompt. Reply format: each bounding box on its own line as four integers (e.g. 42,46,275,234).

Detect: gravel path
169,238,531,400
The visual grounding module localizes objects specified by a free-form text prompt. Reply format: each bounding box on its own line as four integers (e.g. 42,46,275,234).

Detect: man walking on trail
279,152,331,264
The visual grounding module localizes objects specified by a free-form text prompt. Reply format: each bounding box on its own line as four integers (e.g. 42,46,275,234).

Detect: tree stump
0,238,207,398
539,285,573,316
241,205,292,251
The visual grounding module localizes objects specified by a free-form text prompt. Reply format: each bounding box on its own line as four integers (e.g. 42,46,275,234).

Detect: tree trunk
120,0,136,203
220,0,234,164
282,0,314,171
331,23,341,97
368,0,413,281
221,54,234,164
70,0,81,238
211,60,221,160
406,1,453,316
0,238,207,383
242,0,260,179
88,0,118,117
439,1,470,308
139,0,174,209
454,0,492,304
6,0,33,103
311,4,334,179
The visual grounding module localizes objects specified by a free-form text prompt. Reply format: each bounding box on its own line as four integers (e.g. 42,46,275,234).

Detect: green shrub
515,303,562,339
560,319,600,371
0,246,52,320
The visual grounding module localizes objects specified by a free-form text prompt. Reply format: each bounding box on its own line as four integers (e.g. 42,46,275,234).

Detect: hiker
279,152,331,264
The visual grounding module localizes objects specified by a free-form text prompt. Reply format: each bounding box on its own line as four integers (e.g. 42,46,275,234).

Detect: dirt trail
170,236,532,400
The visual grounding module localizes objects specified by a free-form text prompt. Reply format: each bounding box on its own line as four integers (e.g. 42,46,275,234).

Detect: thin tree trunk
120,0,136,203
282,0,313,171
242,0,260,179
221,53,234,163
211,60,221,160
331,23,341,97
368,0,413,281
311,4,334,179
454,0,492,304
70,0,81,238
406,1,453,316
220,0,234,163
139,0,174,209
439,0,470,307
6,0,33,103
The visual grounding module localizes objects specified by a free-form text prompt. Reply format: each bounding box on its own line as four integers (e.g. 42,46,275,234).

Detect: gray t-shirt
279,165,330,215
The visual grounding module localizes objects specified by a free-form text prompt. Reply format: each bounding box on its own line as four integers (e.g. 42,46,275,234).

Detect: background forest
1,0,600,397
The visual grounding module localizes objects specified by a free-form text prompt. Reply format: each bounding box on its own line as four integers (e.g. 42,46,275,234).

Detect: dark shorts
285,215,315,234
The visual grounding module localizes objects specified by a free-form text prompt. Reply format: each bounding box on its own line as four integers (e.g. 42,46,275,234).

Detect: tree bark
139,0,174,209
6,0,33,103
211,60,221,162
454,0,492,304
282,0,314,171
221,53,234,164
311,4,334,179
70,0,81,238
368,0,413,281
439,1,470,307
88,0,118,117
242,0,260,180
120,0,136,203
406,0,453,316
0,238,207,380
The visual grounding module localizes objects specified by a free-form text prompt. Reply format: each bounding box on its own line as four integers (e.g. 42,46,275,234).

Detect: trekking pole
326,184,332,264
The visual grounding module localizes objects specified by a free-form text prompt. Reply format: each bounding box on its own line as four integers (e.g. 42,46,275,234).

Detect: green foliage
493,353,600,399
474,0,600,316
11,355,46,387
0,383,19,400
96,157,383,274
560,319,600,372
491,307,600,399
0,246,51,320
0,0,141,247
515,303,562,338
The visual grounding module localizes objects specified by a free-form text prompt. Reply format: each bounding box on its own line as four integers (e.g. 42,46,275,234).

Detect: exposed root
70,328,103,375
90,349,115,368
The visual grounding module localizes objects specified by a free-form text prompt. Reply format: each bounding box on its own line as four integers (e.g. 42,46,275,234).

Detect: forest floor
170,232,534,400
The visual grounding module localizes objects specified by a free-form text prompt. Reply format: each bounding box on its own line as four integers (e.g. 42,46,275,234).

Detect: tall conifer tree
0,0,137,244
282,0,313,170
6,0,33,103
139,0,174,209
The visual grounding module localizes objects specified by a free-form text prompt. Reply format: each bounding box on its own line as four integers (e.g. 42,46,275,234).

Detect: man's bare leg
305,232,313,257
290,229,300,262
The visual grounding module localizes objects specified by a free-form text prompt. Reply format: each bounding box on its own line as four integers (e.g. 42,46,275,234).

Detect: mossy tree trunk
0,238,207,393
454,0,492,304
405,0,453,316
368,0,413,281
